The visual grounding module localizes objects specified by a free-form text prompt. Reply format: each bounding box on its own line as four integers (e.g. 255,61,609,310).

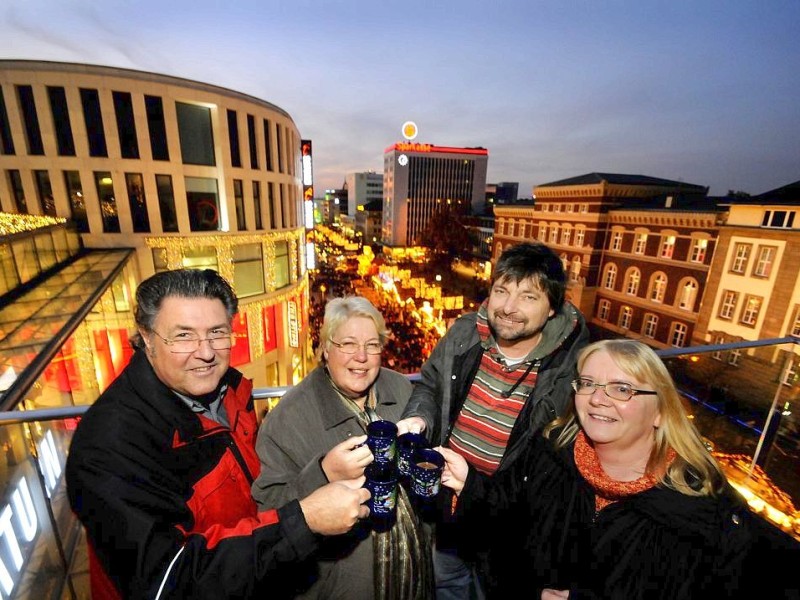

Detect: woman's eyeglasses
329,339,383,355
571,378,657,402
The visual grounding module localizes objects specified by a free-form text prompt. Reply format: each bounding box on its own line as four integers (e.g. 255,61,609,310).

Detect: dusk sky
2,0,798,198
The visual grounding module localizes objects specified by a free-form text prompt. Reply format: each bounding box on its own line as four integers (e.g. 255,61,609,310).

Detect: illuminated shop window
233,243,264,298
182,246,218,271
275,240,290,289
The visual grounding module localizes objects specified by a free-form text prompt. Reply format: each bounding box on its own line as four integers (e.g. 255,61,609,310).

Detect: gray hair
316,296,388,363
131,269,238,350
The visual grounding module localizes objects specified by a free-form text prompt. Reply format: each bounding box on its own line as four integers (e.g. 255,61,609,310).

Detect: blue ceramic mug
366,420,398,467
410,448,445,499
397,432,430,481
363,463,398,532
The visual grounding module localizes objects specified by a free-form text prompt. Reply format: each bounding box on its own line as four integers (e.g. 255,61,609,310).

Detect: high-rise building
382,142,488,247
345,171,383,217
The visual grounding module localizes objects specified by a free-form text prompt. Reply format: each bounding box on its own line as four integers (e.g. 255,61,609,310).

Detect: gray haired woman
252,296,434,599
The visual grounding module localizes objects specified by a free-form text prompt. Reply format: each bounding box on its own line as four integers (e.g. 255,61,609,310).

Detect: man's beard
488,312,544,344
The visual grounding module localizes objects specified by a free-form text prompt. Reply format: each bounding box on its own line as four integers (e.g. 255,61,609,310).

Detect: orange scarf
574,430,675,512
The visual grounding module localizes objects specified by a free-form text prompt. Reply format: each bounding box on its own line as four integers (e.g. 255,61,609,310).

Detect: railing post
750,354,794,475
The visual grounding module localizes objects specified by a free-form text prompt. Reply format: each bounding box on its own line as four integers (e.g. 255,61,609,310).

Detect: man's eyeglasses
329,339,383,355
571,378,657,402
152,330,233,354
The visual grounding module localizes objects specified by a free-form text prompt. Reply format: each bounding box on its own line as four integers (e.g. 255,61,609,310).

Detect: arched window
603,264,618,290
677,278,699,311
625,267,641,296
649,272,667,303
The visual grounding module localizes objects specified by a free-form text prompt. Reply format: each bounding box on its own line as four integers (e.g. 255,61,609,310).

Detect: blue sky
2,0,798,198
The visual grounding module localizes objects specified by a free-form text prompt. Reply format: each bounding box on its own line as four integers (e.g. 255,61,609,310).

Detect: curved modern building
0,59,315,597
0,59,312,397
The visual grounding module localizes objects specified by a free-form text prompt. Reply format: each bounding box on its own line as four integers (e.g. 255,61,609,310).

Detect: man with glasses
66,269,370,599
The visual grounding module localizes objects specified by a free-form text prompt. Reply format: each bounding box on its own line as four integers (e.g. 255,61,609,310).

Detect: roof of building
752,180,800,205
537,172,707,192
713,180,800,207
0,59,293,118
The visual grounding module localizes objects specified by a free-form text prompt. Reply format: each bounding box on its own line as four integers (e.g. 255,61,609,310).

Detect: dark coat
458,433,800,599
401,303,589,552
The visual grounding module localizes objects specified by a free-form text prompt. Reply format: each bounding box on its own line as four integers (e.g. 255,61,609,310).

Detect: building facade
345,170,383,217
493,173,711,322
355,198,383,246
382,142,488,247
491,173,799,443
688,181,800,438
0,60,312,392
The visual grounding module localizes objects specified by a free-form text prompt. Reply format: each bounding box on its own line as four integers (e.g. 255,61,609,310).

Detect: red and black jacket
66,350,318,599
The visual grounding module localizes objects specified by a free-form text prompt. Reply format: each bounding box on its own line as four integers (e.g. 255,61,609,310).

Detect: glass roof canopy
0,249,134,409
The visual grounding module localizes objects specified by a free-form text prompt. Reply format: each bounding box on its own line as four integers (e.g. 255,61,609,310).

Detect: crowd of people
309,260,447,374
64,243,799,599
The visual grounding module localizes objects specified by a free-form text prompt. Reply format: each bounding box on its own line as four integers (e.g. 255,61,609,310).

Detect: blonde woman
439,339,798,599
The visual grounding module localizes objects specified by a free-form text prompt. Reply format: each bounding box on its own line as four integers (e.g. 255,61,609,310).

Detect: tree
416,205,472,273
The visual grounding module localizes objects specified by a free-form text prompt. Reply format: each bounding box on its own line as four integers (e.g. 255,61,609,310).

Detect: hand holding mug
321,435,372,481
299,478,371,536
435,446,468,495
396,416,426,436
